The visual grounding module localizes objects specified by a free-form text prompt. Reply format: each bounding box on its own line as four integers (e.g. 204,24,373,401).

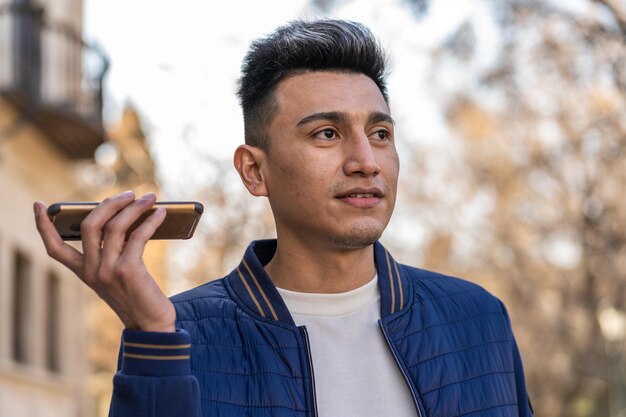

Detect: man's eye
372,130,390,140
315,129,338,140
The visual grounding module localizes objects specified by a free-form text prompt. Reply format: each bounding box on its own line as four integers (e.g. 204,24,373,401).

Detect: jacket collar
226,239,411,326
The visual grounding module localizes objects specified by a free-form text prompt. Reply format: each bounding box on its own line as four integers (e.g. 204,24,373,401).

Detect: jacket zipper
300,326,319,417
379,320,425,417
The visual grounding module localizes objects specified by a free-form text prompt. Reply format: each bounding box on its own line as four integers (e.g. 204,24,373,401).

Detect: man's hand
34,191,176,333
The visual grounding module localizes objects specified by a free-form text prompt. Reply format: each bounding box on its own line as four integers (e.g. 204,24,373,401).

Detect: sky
83,0,501,196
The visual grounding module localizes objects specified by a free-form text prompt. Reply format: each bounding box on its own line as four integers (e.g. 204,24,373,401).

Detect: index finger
34,201,83,276
79,190,136,278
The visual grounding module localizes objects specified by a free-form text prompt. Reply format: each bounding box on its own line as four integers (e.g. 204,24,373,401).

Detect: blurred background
0,0,625,416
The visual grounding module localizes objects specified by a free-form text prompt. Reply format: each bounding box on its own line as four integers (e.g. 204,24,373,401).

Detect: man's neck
264,235,377,293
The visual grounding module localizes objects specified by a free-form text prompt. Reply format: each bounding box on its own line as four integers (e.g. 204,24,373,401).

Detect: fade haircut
237,19,389,150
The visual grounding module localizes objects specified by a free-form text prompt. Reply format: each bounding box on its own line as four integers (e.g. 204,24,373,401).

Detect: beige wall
0,98,92,416
0,96,169,417
41,0,83,31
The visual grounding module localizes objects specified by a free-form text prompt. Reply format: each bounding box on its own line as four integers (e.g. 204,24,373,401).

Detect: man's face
262,71,399,250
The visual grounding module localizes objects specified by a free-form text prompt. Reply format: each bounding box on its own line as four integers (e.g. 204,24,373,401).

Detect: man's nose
343,134,380,176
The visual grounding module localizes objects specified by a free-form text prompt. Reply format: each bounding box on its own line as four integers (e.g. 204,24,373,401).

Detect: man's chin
331,226,384,250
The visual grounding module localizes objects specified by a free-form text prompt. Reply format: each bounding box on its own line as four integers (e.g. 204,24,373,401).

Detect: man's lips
335,187,384,198
335,187,384,208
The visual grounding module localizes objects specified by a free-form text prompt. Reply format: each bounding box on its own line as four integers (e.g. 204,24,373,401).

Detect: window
45,271,60,372
11,250,31,364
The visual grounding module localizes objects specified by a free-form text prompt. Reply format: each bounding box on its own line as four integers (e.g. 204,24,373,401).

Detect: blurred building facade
0,1,167,416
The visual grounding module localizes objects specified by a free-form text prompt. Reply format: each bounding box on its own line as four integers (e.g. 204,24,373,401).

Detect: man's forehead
273,71,390,120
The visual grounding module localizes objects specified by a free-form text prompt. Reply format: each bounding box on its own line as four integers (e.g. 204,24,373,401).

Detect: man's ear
233,145,269,197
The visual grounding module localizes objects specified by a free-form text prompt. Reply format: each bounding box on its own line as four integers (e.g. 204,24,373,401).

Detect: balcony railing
0,3,110,159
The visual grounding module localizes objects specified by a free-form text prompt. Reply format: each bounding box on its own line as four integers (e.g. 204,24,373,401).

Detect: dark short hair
237,19,389,150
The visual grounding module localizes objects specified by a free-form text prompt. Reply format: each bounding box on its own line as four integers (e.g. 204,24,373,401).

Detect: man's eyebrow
368,111,395,126
296,111,349,127
296,111,394,127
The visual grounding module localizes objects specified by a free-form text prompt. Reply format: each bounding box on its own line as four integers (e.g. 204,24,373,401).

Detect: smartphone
47,201,204,241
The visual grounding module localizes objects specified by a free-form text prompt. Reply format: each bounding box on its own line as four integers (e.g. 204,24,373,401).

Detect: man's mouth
336,188,384,199
336,188,384,208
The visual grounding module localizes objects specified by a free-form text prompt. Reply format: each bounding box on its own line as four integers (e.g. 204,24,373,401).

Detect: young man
35,19,533,417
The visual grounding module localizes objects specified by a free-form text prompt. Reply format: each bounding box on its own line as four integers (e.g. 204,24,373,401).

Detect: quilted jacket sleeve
108,329,201,417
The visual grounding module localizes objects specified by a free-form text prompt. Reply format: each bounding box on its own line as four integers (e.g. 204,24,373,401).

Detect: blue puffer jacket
110,239,533,417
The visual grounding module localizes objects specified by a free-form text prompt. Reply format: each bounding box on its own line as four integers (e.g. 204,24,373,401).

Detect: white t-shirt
276,277,416,417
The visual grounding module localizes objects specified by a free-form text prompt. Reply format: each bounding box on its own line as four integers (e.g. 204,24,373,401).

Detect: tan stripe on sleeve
123,353,190,360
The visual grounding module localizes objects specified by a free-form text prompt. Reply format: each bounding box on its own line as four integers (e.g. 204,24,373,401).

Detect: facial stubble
330,224,384,249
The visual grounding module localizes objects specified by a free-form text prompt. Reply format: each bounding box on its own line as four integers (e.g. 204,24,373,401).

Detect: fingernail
33,202,40,216
140,192,156,200
121,190,134,197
